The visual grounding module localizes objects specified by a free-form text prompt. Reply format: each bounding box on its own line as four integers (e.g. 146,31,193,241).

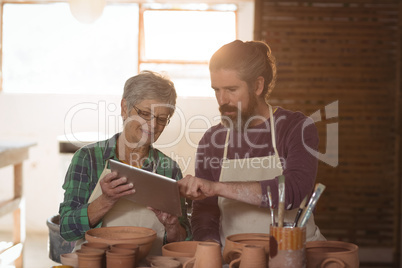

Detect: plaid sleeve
58,148,101,241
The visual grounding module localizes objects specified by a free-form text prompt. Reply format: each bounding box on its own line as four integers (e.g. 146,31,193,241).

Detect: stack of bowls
85,226,156,262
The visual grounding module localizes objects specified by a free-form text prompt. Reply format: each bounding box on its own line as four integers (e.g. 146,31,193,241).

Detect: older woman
59,71,191,255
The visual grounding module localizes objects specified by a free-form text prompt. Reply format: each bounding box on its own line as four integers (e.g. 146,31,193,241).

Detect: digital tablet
109,159,182,217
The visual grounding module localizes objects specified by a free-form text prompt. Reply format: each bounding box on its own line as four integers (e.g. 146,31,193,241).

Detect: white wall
0,1,254,233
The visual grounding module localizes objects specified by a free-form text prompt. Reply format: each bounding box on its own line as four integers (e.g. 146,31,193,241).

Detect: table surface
0,141,36,153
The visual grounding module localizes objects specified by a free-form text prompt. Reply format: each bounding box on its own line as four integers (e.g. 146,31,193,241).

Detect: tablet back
109,159,182,217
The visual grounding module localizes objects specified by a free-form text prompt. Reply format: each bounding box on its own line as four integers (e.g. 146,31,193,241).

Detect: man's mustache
219,104,239,114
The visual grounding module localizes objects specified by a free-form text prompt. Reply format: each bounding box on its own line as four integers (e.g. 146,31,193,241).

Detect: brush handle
278,202,285,227
267,186,275,226
298,183,326,227
293,209,303,227
277,175,285,227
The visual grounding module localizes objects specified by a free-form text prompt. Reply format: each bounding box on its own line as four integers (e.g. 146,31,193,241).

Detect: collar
105,133,159,172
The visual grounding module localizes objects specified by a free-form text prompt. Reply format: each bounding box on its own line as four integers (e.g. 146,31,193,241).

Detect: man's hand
99,171,135,206
178,175,218,200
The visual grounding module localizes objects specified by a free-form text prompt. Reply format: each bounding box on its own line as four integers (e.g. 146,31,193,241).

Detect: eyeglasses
132,105,170,126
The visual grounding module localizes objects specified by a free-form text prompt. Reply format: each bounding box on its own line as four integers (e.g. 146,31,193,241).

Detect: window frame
0,0,239,93
138,4,238,71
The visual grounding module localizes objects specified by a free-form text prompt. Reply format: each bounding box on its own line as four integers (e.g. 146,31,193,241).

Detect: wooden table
0,142,36,268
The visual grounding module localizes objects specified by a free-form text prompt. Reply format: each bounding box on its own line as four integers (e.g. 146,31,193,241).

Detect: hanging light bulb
69,0,106,24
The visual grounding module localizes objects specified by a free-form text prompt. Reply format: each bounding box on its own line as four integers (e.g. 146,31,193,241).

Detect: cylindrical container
60,252,78,268
151,259,182,267
76,248,104,268
111,243,139,265
80,243,108,268
269,222,306,268
106,248,136,268
81,242,109,251
183,242,222,268
47,215,76,263
229,244,267,268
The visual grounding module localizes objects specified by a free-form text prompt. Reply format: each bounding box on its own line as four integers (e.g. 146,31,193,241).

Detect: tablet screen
109,159,182,216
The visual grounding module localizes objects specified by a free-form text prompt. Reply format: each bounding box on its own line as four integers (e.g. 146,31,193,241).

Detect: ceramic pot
306,241,359,268
146,255,176,266
111,243,139,265
269,224,306,268
85,226,156,262
229,244,267,268
223,233,270,264
162,240,201,258
147,255,191,267
81,242,109,251
151,259,182,268
76,248,104,268
183,242,222,268
106,248,136,268
60,252,78,268
175,256,192,265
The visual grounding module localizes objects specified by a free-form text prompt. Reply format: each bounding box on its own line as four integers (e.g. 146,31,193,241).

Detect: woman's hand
100,171,135,206
88,171,135,228
148,207,178,226
148,207,186,242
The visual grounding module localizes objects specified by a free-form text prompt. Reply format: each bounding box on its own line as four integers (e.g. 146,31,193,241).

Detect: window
2,3,139,94
139,4,237,97
1,2,237,96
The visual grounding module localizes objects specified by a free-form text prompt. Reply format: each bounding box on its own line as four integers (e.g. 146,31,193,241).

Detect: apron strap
268,105,280,158
222,129,230,160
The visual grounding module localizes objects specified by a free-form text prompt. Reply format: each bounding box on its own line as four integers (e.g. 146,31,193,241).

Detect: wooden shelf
0,198,22,218
0,142,35,268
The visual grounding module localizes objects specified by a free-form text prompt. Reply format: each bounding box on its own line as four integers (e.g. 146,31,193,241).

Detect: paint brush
298,183,326,228
267,186,275,226
277,175,285,227
293,195,308,227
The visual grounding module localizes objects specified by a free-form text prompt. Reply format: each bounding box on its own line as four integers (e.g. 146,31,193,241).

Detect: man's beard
219,93,258,131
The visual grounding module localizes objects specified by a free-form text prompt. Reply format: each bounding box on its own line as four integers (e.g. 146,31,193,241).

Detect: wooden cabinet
0,142,35,268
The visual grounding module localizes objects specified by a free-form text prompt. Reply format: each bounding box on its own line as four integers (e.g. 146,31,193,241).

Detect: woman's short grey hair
122,70,177,116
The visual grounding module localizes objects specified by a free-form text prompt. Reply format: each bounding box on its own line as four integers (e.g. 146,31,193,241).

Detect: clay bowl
162,241,202,258
81,242,109,252
306,241,359,268
85,226,156,261
60,252,78,267
223,233,270,264
60,252,78,268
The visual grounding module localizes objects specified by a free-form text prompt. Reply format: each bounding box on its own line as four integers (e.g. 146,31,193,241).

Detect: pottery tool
277,175,285,227
267,186,275,226
293,194,308,227
298,183,326,227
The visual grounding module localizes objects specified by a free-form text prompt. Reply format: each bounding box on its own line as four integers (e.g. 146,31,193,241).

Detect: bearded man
178,40,326,246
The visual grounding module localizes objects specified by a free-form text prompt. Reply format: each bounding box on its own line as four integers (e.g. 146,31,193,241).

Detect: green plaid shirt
59,133,192,242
